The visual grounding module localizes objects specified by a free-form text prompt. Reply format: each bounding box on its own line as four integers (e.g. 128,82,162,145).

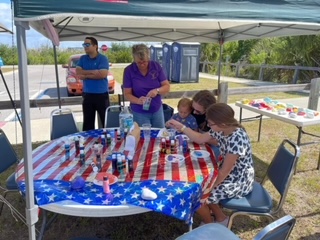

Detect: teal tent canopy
14,0,320,43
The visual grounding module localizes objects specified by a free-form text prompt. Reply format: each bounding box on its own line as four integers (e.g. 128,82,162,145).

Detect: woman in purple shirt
123,44,170,128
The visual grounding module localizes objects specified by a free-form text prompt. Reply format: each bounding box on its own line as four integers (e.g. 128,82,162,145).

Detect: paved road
0,65,122,123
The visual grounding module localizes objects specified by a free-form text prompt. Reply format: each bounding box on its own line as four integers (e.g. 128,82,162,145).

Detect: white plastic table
236,101,320,170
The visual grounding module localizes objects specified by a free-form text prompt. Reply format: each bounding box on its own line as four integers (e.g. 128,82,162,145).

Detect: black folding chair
50,108,79,140
0,129,20,215
220,139,300,229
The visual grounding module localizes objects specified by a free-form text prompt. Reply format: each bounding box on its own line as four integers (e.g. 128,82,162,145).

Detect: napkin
124,122,140,155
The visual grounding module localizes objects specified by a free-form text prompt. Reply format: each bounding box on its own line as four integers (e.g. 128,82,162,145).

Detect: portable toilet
171,42,200,83
162,42,173,80
150,45,163,66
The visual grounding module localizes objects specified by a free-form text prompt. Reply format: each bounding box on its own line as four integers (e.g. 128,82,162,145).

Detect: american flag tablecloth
17,129,218,223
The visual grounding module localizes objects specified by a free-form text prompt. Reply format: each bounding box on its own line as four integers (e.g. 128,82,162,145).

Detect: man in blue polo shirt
76,37,110,131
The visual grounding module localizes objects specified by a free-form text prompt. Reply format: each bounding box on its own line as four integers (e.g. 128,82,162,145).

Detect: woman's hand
138,96,149,105
166,119,184,131
146,89,158,98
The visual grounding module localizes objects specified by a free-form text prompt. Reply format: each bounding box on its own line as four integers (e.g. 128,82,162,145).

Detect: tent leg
15,20,38,240
53,45,61,109
37,209,58,240
0,68,22,126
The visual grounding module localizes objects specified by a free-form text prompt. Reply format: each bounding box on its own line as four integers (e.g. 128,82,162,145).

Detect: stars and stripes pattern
16,129,218,223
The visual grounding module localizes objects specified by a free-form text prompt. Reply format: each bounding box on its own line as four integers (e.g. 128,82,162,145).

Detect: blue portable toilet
149,45,163,66
162,42,173,80
171,42,200,83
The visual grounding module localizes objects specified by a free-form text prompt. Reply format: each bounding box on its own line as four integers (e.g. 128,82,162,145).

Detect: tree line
1,35,320,83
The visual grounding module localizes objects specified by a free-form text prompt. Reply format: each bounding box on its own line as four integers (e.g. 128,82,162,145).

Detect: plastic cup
143,97,152,111
142,123,152,139
167,128,176,139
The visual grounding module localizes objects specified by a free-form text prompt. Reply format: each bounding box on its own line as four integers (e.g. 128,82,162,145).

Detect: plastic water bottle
119,106,134,138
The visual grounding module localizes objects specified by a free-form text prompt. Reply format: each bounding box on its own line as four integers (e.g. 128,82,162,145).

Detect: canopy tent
14,0,320,43
0,23,13,34
12,0,320,239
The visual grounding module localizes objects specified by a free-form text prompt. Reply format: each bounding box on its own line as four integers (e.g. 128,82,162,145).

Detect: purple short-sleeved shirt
123,61,167,113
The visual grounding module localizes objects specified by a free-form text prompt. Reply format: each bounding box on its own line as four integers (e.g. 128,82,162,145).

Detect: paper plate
165,154,185,163
175,134,190,141
93,172,118,186
191,150,210,159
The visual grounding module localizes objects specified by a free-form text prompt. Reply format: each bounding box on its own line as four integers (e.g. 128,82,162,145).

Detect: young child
170,98,198,131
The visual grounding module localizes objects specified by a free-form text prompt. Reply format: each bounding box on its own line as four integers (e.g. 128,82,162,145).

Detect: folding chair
0,129,20,215
104,105,124,128
220,139,300,229
50,108,79,140
175,215,296,240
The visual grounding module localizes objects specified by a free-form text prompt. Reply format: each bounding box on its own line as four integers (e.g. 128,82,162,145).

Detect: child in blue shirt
170,98,198,131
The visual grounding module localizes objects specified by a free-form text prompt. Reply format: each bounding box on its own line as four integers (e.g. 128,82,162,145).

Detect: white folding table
235,101,320,171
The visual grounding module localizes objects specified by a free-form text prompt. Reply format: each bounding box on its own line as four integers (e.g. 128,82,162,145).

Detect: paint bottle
75,137,80,155
65,142,70,161
103,176,111,194
117,154,123,174
111,153,117,173
96,154,102,172
101,134,106,148
161,138,166,151
122,154,127,174
79,149,85,166
107,133,112,145
170,139,176,154
128,155,134,173
91,162,98,172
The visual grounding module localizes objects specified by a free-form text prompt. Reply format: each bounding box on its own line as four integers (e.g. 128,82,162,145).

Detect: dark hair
192,90,216,110
206,103,243,128
85,37,98,52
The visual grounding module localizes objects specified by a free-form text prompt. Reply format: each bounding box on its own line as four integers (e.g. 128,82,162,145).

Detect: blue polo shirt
77,53,109,94
123,61,167,113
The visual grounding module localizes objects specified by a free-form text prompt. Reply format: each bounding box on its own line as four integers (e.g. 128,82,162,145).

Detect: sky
0,0,155,49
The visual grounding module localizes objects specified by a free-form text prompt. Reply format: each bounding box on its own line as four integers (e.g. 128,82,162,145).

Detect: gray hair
132,44,150,60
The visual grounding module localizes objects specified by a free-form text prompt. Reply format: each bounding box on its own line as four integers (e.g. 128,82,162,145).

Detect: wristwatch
180,125,187,132
156,88,160,95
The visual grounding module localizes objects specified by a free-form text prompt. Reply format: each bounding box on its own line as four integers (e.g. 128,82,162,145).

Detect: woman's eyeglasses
82,43,92,48
193,109,205,115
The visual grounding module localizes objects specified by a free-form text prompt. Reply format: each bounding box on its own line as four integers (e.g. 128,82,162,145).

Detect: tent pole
217,43,223,87
53,45,61,109
0,68,22,126
217,30,224,101
15,20,38,240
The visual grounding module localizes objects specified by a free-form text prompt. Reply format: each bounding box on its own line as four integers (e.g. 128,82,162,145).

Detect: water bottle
119,106,134,138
